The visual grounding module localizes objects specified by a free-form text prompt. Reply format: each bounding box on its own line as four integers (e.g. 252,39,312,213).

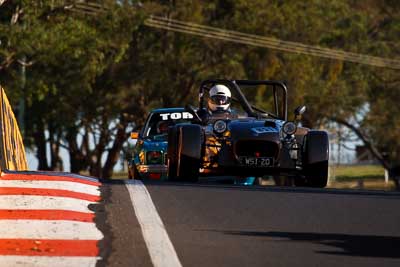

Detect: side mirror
294,105,306,122
294,105,306,116
130,132,139,139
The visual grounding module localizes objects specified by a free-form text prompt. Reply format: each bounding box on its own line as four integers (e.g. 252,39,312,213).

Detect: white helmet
208,84,232,112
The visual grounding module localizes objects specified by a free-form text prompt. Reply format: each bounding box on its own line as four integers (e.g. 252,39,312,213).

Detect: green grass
330,164,385,182
111,172,129,179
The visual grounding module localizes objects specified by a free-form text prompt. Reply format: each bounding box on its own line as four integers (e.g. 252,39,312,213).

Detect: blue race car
128,108,194,180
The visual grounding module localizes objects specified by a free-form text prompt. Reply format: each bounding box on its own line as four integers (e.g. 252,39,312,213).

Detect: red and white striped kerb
0,171,103,267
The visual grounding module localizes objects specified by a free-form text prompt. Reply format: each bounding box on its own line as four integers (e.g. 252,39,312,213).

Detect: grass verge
330,164,384,182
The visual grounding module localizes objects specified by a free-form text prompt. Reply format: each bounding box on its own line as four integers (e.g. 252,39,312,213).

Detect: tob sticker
160,112,194,120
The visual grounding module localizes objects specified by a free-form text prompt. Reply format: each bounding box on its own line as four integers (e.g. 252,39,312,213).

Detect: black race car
167,79,329,187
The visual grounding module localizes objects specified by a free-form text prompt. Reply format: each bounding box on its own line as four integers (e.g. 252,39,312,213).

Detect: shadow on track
200,229,400,259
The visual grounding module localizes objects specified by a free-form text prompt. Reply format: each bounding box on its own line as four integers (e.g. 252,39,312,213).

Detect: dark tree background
0,0,399,177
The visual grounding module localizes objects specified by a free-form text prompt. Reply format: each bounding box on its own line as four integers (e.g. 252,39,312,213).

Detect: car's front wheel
168,124,202,182
167,126,179,180
304,161,328,188
302,130,329,188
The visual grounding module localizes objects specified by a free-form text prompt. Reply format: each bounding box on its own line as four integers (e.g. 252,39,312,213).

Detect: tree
1,0,399,180
1,0,142,177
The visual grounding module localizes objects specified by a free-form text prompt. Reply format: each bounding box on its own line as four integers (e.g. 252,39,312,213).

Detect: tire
294,175,307,187
178,156,200,182
167,126,179,180
169,124,202,182
303,130,329,188
304,161,328,188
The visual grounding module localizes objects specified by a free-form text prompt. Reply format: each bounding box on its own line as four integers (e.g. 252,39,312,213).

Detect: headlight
282,122,297,135
213,120,227,134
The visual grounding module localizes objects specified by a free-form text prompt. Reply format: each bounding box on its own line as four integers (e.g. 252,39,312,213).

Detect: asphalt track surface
99,178,400,267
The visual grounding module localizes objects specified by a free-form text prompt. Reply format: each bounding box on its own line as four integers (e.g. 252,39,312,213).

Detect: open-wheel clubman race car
167,79,329,187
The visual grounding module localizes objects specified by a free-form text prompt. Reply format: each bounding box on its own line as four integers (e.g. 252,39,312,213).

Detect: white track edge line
125,180,182,267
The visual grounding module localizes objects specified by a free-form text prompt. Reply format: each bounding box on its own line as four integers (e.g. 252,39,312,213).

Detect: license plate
239,157,274,167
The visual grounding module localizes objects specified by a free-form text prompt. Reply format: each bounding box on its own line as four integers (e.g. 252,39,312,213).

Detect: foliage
1,0,141,176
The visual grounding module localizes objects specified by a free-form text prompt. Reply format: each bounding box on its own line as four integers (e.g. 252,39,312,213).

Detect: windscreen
237,83,285,119
143,111,193,140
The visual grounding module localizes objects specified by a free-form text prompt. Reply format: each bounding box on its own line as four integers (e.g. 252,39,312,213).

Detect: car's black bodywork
167,79,329,187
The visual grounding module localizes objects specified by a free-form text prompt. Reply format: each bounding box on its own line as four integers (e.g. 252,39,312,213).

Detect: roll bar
199,79,288,120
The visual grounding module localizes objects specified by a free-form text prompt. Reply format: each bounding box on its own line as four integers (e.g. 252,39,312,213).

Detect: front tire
303,130,329,188
168,124,202,182
304,161,328,188
167,126,179,180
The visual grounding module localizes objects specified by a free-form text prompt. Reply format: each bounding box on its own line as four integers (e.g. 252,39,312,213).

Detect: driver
203,84,233,167
156,121,170,134
207,84,232,114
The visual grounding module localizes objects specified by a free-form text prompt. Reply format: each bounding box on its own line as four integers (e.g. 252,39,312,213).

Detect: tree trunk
34,120,49,171
89,120,108,178
66,128,88,174
48,123,63,171
330,117,390,169
102,118,128,179
318,117,398,190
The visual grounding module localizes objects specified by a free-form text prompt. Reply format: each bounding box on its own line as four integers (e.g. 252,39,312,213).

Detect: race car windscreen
233,84,285,119
143,112,193,140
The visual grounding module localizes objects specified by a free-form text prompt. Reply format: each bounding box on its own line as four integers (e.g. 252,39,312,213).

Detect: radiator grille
235,140,279,158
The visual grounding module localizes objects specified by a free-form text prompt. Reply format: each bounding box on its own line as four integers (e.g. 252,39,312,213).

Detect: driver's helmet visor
210,95,231,105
